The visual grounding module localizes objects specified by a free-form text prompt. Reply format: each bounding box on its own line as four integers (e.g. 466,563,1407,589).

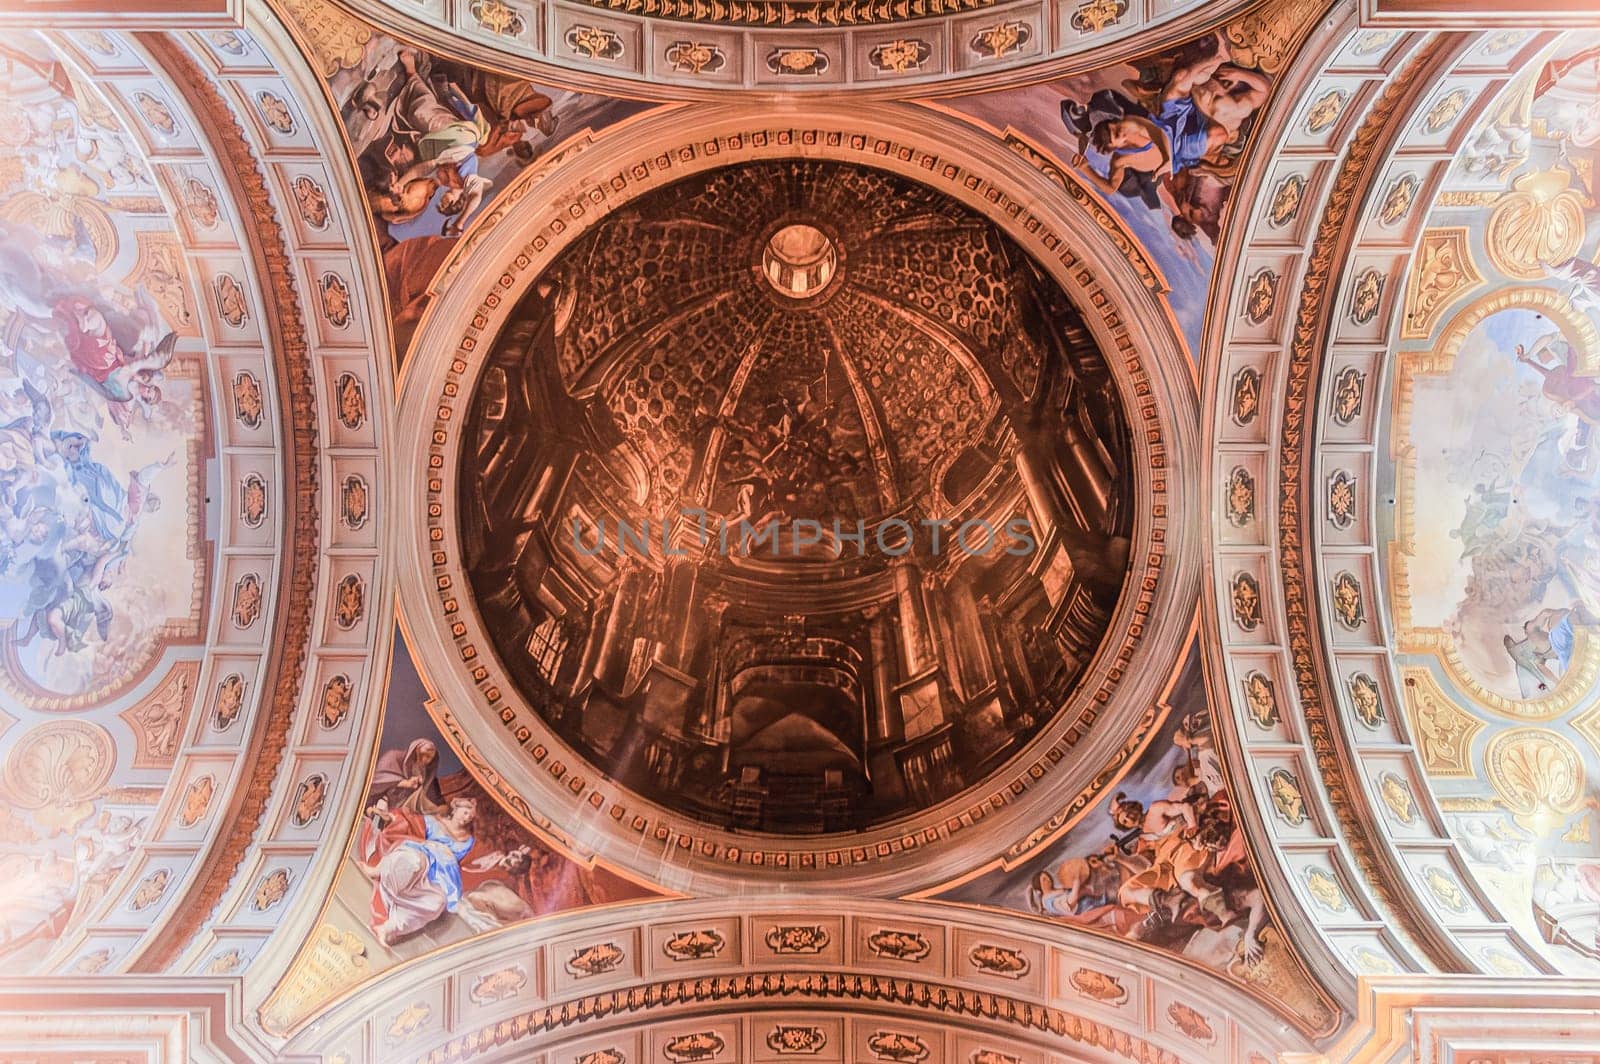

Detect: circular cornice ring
395,101,1200,894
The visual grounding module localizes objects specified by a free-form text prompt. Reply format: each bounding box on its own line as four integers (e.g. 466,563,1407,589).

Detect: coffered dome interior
458,159,1135,835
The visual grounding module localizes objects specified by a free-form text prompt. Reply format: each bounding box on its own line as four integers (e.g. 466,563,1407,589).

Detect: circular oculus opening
762,223,838,299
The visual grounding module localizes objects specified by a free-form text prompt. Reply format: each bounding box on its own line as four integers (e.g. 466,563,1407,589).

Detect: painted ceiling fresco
261,625,659,1033
317,18,652,358
0,35,203,706
933,0,1321,355
0,32,205,970
457,159,1134,836
932,638,1335,1035
7,1,1600,1060
1386,30,1600,975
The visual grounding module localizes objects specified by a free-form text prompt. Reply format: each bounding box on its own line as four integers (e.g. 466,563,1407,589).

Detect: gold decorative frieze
1401,227,1482,340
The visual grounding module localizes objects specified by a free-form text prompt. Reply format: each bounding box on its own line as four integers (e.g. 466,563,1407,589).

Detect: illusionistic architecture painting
0,0,1599,1062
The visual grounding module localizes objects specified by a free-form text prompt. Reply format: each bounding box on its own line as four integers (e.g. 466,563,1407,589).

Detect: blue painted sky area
937,85,1221,359
379,624,465,778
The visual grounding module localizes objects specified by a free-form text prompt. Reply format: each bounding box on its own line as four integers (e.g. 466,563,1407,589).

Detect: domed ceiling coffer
456,159,1137,839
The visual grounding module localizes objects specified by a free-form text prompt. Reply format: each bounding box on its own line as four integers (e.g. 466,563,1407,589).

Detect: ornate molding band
418,970,1184,1064
286,0,1260,98
1275,34,1461,971
129,35,321,973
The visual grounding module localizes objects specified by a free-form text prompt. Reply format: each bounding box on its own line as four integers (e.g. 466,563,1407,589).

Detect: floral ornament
1167,1002,1214,1043
663,1032,725,1064
766,47,828,75
866,928,929,961
767,1026,826,1054
1378,173,1417,225
1304,868,1347,912
320,272,352,328
868,39,931,73
1267,767,1307,825
663,928,725,961
1230,367,1262,425
130,868,170,910
1424,87,1467,132
1327,469,1357,529
214,272,248,326
766,924,829,953
318,674,352,730
232,371,263,428
177,774,214,827
82,30,117,55
566,941,625,976
1424,866,1468,912
334,573,365,629
1231,572,1262,631
336,372,367,429
341,475,369,529
210,30,249,56
292,772,328,826
567,25,624,61
1353,946,1397,974
1305,89,1345,133
253,868,291,910
1069,967,1127,1004
257,90,295,134
469,965,527,1005
1331,367,1365,425
866,1032,929,1064
133,90,178,136
184,177,220,229
241,473,267,528
664,41,725,75
1352,29,1400,55
1349,267,1384,325
1269,173,1304,227
970,20,1030,59
1245,269,1278,324
291,175,330,230
215,273,248,328
213,673,245,730
386,1003,431,1045
1378,772,1415,824
1331,570,1364,629
968,943,1029,977
1243,671,1279,728
1347,672,1384,728
472,0,526,35
1226,466,1255,526
206,948,245,974
231,573,263,628
1070,0,1127,33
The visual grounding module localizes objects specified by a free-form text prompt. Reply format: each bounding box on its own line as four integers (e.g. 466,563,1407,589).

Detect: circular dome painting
458,160,1134,835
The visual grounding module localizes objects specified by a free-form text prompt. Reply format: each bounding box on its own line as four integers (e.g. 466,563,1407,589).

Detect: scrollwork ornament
1485,727,1584,833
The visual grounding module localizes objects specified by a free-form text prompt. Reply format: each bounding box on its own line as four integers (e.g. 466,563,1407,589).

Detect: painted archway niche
394,101,1204,896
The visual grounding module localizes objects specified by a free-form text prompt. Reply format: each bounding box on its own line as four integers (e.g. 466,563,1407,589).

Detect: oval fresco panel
0,39,205,708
